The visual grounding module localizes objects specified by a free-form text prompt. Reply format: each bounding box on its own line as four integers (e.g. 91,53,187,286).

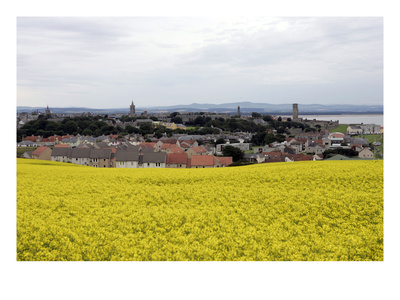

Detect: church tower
45,105,51,116
130,101,136,116
292,103,298,121
237,106,241,117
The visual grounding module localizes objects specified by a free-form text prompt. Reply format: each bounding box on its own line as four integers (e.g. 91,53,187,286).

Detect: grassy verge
330,124,349,134
17,147,38,157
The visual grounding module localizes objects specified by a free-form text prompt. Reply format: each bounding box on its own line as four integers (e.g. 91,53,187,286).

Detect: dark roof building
115,150,140,162
142,152,166,164
51,147,72,157
90,148,113,159
71,148,92,158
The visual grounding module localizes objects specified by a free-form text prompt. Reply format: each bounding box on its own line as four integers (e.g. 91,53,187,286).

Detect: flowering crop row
17,158,383,261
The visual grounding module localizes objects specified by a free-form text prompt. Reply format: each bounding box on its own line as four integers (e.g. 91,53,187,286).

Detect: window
104,159,106,162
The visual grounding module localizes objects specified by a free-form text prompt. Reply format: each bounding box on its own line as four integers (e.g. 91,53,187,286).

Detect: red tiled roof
54,144,71,148
263,151,284,158
160,139,178,144
292,154,313,161
295,138,308,143
168,145,184,153
166,153,188,164
32,146,50,156
179,143,191,148
191,155,214,166
141,142,156,148
191,146,207,153
329,133,345,138
263,158,282,163
23,136,38,142
214,156,233,166
40,138,50,142
182,140,196,145
48,136,62,142
161,143,171,149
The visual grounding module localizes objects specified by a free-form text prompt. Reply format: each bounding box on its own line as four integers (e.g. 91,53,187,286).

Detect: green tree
251,132,267,146
139,122,154,135
169,112,180,118
45,121,59,132
222,145,244,162
215,138,226,145
64,121,78,134
251,112,262,118
171,116,183,124
82,128,93,136
263,115,273,122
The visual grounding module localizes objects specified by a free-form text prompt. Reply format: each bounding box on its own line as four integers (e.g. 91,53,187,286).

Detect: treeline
322,148,359,159
17,115,176,142
17,113,317,145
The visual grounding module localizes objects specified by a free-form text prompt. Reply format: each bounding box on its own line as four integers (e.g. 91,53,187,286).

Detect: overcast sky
17,17,383,109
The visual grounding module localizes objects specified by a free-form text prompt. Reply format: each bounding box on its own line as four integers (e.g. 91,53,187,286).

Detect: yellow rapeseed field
17,158,383,261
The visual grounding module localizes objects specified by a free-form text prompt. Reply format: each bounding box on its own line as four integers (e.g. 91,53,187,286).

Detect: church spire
130,100,136,116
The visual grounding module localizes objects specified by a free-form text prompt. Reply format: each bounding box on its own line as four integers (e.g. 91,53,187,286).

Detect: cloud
17,17,383,108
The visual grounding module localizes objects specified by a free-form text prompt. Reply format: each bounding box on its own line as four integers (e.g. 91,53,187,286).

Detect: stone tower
130,101,136,116
45,105,51,116
237,106,241,117
292,103,298,121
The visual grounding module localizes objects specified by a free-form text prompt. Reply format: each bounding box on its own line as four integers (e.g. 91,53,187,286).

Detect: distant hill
17,102,383,115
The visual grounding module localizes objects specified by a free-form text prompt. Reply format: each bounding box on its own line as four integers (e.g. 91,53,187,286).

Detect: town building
130,101,136,116
358,148,374,159
32,146,52,160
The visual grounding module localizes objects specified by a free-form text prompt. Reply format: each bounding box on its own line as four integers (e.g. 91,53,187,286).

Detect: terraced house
90,149,113,168
115,150,139,168
166,153,188,168
51,147,72,163
71,148,91,166
141,152,166,168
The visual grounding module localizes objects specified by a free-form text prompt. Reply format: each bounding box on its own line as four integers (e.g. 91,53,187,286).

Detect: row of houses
252,132,371,155
244,145,375,163
347,124,383,135
23,145,233,169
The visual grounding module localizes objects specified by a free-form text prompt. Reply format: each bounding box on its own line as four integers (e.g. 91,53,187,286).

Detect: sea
281,114,384,127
